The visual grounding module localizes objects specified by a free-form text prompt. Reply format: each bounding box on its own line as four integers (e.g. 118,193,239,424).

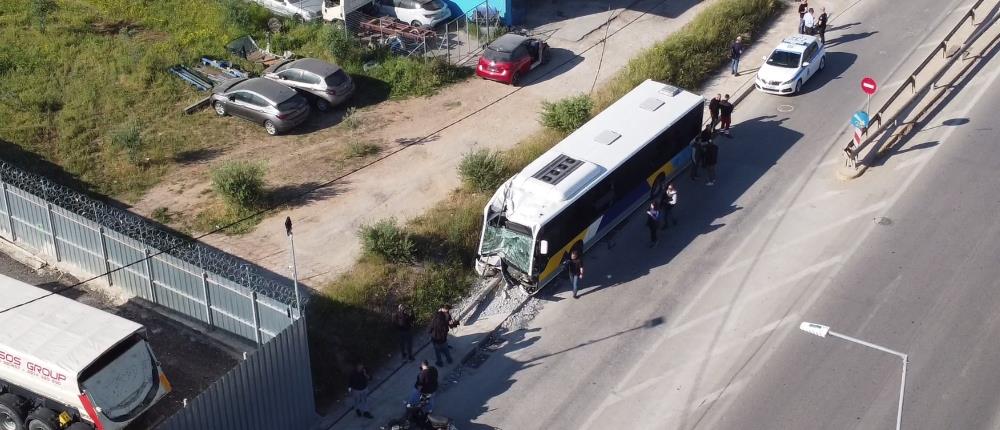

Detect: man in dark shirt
817,7,829,44
395,304,416,361
704,140,720,186
409,360,439,413
565,249,584,299
709,94,722,128
348,363,374,418
719,94,734,135
429,305,458,367
730,37,744,76
798,0,809,33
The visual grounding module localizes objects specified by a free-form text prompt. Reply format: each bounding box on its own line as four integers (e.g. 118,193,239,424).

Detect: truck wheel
0,393,28,430
26,408,58,430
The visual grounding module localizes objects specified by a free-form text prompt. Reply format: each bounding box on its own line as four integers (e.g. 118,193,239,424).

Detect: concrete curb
0,238,47,271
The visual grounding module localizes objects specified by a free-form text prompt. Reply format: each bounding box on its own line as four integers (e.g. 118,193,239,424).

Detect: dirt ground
0,253,244,429
132,0,712,288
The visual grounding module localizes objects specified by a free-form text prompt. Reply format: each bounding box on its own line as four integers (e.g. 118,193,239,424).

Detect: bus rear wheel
26,408,59,430
0,393,28,430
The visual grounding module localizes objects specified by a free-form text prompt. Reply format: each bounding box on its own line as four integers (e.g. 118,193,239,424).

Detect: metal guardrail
0,161,298,344
845,0,996,167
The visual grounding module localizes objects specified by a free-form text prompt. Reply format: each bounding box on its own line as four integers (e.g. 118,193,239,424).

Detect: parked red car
476,33,548,85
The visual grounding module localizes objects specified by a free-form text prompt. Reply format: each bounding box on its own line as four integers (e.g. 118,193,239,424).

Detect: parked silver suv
211,78,311,135
263,58,355,111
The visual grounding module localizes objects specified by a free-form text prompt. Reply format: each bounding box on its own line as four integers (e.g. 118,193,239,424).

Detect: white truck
249,0,371,22
0,273,170,430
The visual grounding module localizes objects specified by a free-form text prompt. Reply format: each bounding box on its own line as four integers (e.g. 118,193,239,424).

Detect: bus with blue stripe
476,80,703,293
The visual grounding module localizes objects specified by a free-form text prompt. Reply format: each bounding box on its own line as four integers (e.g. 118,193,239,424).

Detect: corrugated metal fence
0,162,296,344
157,317,319,430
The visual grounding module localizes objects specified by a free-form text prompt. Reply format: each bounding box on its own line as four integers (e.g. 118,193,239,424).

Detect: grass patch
211,160,266,210
344,140,381,159
458,149,507,193
539,94,593,133
358,218,415,263
308,0,783,403
151,206,173,224
0,2,470,202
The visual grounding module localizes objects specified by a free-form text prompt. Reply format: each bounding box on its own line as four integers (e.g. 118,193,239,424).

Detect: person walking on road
803,8,816,35
348,363,374,419
691,126,712,180
704,140,720,186
817,7,829,44
394,304,416,362
646,202,661,246
798,0,809,34
409,360,439,413
709,94,721,128
660,183,678,229
730,36,744,75
429,305,458,367
565,249,584,299
719,94,734,135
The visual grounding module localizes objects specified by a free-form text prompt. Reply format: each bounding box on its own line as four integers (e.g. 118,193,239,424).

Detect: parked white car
254,0,323,21
755,34,826,95
372,0,452,27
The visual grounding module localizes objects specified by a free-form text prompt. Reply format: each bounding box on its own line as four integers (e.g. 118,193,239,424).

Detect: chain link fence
0,160,298,344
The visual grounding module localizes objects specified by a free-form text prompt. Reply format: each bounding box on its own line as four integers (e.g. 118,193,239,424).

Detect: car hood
757,64,800,83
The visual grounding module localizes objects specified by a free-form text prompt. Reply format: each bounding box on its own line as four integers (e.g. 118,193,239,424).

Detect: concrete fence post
1,181,15,242
99,227,113,286
44,203,60,262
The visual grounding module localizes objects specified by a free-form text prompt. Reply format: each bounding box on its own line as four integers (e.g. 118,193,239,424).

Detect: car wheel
264,120,278,136
819,56,825,71
511,71,521,86
214,101,226,117
793,80,802,94
315,99,331,112
411,20,423,27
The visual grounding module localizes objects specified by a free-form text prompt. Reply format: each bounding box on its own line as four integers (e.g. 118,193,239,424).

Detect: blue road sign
851,111,870,129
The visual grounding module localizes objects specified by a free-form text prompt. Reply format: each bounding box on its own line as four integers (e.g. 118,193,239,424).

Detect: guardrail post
1,181,16,242
144,248,158,303
201,272,215,327
251,291,263,345
44,203,60,262
99,227,113,286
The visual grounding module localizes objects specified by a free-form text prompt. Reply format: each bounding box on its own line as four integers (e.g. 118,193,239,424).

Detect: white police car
755,34,826,95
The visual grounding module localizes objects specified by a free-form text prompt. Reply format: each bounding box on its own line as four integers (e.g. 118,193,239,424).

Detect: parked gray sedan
211,77,310,135
263,58,355,112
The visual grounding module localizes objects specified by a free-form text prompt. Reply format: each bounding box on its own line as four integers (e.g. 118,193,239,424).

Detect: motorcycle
381,394,457,430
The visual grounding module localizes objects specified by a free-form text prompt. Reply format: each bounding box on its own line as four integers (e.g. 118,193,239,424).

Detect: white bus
0,273,171,430
476,80,704,293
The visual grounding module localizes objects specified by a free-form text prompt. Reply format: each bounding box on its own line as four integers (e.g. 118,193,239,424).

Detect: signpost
861,76,878,115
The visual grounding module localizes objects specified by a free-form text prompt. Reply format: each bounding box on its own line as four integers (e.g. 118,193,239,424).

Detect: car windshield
767,50,801,68
325,69,350,87
484,47,514,62
480,221,532,273
79,337,159,422
419,0,445,10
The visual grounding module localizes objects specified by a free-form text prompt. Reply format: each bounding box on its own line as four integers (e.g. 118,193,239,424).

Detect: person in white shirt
803,8,816,35
660,183,678,229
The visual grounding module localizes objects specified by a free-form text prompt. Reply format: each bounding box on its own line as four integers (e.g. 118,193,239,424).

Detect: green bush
409,262,470,321
359,218,415,263
345,140,380,159
223,0,271,34
459,149,507,193
110,120,143,163
539,95,593,133
211,161,266,210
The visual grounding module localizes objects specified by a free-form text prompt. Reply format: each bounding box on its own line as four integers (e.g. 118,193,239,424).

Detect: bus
0,273,171,430
476,80,704,293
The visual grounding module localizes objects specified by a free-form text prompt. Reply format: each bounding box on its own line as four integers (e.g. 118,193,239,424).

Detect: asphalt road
420,0,1000,428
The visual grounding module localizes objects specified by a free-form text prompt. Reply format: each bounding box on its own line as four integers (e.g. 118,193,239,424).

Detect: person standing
817,7,829,44
704,139,720,186
803,8,816,35
660,183,678,229
394,304,415,362
730,36,744,76
428,305,458,367
565,249,584,299
691,126,711,179
409,360,439,413
348,363,374,419
798,0,809,34
719,94,734,135
709,94,722,128
645,202,660,246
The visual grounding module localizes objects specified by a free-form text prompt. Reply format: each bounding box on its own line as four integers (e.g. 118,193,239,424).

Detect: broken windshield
480,223,532,273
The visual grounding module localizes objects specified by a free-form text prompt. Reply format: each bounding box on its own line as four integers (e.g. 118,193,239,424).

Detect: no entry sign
861,77,878,95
